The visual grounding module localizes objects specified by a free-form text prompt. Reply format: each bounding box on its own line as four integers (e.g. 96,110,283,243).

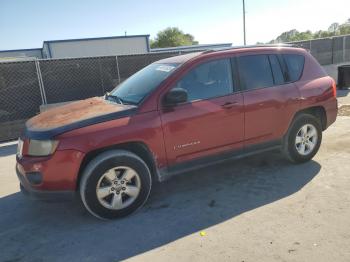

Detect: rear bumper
325,97,338,128
16,165,76,200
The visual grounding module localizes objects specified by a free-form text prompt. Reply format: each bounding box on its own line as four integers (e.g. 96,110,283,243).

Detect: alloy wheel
96,166,141,210
295,124,318,156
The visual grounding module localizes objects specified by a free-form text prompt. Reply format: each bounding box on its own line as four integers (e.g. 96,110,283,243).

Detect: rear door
160,58,244,166
237,54,301,146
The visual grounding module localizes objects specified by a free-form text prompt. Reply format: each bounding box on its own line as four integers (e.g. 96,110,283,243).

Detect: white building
42,35,150,58
0,35,150,60
0,35,233,60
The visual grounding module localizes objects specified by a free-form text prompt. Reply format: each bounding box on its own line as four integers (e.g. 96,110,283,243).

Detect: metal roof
43,34,150,44
0,47,42,53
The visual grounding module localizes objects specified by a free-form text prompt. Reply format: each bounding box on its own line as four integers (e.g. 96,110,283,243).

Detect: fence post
115,55,121,83
331,37,335,64
343,36,346,63
309,39,312,54
34,59,47,105
98,57,105,94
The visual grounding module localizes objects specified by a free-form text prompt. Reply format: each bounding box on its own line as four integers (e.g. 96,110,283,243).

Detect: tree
328,23,339,35
268,18,350,43
151,27,198,48
273,29,299,43
270,29,315,43
339,23,350,35
314,30,332,39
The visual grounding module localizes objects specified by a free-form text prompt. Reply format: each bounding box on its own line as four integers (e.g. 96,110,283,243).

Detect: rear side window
268,55,285,85
283,54,305,82
238,55,274,90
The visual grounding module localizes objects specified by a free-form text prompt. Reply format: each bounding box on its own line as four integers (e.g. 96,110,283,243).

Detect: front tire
283,114,322,163
80,150,152,220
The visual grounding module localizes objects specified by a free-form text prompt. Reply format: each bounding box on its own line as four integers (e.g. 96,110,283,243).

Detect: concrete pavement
0,95,350,261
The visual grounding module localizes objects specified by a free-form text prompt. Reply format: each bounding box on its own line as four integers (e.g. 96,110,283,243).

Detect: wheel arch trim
77,141,160,190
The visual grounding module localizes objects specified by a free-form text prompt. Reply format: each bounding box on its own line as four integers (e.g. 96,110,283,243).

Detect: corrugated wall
48,37,149,58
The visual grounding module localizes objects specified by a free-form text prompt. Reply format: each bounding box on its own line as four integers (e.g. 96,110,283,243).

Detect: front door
160,58,244,166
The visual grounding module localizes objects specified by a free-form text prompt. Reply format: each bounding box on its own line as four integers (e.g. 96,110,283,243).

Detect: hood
25,97,137,139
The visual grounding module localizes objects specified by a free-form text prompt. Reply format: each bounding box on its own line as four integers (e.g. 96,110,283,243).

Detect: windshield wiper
104,93,137,105
104,93,123,104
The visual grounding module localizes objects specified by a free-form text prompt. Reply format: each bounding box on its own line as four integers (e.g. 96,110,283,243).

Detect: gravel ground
0,102,350,262
338,105,350,116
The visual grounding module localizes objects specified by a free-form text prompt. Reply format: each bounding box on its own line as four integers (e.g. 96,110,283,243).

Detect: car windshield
109,63,179,104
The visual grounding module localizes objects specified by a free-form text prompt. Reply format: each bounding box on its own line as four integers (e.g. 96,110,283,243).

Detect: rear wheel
80,150,152,220
283,114,322,163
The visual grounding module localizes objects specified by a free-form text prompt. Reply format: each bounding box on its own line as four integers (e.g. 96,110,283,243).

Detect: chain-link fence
0,60,43,141
39,56,119,104
1,36,350,141
0,51,193,141
291,35,350,65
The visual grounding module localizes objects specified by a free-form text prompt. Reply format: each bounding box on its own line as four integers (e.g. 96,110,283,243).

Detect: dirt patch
27,97,134,130
338,105,350,116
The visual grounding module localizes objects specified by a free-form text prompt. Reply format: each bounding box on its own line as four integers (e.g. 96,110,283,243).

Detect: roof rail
203,43,296,53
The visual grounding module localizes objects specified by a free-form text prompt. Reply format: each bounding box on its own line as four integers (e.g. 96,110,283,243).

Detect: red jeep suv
16,46,338,219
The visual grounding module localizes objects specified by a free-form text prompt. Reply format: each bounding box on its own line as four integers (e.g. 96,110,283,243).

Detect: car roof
155,52,203,64
155,45,306,65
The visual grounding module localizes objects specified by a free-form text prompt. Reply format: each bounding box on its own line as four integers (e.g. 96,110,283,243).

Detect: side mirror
163,88,188,106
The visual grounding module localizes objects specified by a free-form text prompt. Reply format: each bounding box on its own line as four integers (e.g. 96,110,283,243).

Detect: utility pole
243,0,246,45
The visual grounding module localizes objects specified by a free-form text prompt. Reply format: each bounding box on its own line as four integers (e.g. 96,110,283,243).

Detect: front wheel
283,114,322,163
80,150,152,220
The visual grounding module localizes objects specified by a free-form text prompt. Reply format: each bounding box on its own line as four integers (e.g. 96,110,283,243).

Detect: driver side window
175,59,234,102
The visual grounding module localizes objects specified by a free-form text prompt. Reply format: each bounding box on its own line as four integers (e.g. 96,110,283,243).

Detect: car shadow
0,151,321,262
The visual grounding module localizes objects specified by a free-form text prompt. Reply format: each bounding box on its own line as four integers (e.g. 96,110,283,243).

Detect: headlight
28,139,59,156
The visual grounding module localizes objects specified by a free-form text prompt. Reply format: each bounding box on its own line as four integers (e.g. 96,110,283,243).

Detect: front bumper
17,166,76,200
16,149,85,199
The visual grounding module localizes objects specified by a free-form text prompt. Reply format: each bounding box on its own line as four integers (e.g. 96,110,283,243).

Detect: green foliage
270,18,350,43
151,27,198,48
328,23,339,34
339,24,350,35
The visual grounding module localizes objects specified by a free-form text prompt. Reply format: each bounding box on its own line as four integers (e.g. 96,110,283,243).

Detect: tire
80,150,152,220
283,113,322,163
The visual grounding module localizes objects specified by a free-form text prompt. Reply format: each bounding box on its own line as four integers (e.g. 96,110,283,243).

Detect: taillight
331,79,337,97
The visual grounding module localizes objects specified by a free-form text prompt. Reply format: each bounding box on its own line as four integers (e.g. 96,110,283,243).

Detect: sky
0,0,349,50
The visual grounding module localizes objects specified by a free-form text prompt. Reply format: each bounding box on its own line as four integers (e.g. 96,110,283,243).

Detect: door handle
221,101,238,109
